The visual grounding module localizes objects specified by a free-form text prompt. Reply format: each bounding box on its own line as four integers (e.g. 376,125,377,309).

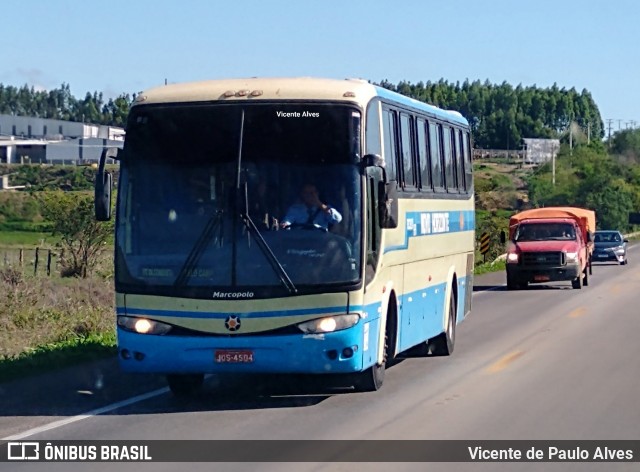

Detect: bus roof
134,77,469,127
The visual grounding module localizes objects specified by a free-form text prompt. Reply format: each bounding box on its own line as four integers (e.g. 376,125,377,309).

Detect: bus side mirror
500,230,506,244
362,153,385,168
378,180,398,229
95,147,118,221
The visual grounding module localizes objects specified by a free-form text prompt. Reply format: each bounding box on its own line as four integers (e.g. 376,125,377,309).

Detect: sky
2,0,639,131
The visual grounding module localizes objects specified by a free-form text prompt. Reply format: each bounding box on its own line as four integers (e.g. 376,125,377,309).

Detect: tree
611,129,640,161
585,182,634,231
40,192,113,278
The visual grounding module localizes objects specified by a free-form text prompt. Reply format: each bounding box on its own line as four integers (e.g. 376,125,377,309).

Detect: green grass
0,230,58,247
474,258,506,275
0,332,116,384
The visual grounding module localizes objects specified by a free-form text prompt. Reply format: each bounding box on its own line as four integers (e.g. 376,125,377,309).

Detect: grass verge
474,258,506,276
0,230,58,247
1,266,116,384
0,332,116,384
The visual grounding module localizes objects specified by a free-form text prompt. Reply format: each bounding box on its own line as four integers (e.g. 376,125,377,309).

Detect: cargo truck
501,207,596,290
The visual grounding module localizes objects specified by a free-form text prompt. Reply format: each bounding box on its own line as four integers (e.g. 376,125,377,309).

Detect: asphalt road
1,245,639,471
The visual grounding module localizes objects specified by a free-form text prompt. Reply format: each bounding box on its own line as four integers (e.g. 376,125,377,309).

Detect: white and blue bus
95,77,475,395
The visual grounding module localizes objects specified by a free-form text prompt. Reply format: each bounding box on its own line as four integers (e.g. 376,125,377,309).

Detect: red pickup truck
501,207,595,290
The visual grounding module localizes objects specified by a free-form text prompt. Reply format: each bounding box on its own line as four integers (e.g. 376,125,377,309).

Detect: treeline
378,79,603,149
0,83,133,127
2,79,604,149
528,137,640,231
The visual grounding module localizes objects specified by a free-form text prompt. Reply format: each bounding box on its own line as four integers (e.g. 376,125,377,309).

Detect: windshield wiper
174,210,223,287
240,212,297,294
230,109,296,294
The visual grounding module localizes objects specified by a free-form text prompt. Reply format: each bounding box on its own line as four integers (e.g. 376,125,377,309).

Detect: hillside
473,160,531,212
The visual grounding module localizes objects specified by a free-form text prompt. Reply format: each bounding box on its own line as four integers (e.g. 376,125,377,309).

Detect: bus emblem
225,315,241,332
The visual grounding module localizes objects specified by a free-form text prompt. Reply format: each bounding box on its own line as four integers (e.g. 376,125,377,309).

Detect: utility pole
618,119,623,130
606,119,613,145
569,125,573,156
552,150,556,186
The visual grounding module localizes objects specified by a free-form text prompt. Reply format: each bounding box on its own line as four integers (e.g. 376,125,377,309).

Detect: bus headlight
297,314,360,334
117,316,172,335
565,252,578,263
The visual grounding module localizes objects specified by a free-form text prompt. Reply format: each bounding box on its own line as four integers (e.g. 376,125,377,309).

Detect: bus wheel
351,331,387,392
429,294,456,356
352,361,385,392
167,374,204,396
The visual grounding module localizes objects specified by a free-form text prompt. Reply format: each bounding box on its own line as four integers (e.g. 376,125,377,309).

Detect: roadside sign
479,232,490,255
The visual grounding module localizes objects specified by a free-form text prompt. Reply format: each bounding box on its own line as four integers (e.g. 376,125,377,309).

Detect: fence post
19,248,24,266
47,250,52,276
34,247,39,276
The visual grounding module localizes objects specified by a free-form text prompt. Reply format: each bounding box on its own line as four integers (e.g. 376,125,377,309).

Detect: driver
280,183,342,231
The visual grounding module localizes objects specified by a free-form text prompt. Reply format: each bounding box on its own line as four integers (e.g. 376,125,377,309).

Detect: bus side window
399,112,415,189
454,128,464,191
463,131,473,192
382,108,398,182
416,118,431,191
442,125,456,191
429,121,444,190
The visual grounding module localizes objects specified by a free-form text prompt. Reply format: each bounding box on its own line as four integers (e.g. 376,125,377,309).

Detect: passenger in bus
280,183,342,231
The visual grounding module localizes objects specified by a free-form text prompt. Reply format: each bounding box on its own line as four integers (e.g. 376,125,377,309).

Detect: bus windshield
116,103,362,298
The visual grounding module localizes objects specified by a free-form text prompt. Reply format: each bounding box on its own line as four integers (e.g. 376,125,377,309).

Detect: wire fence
0,247,113,277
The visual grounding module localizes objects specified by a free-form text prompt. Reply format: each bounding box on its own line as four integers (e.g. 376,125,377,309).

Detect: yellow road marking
486,350,525,373
569,307,587,318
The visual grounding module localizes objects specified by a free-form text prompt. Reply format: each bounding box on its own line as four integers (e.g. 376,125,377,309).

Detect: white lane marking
2,386,170,440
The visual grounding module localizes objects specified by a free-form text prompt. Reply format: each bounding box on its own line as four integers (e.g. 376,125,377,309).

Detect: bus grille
521,251,564,266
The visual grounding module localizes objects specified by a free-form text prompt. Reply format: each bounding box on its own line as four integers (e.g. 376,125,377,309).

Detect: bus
95,77,475,395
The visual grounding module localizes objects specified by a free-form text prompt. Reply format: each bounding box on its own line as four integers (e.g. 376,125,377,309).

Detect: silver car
593,230,628,265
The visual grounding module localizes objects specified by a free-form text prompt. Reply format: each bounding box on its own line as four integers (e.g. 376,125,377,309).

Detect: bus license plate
215,350,254,363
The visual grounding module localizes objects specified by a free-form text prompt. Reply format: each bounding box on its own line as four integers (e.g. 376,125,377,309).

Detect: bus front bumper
116,320,381,375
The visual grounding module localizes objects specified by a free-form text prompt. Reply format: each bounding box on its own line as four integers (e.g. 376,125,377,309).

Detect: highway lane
2,246,639,471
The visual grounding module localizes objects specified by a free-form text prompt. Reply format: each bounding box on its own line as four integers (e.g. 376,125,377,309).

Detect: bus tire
429,293,456,356
351,327,388,392
167,374,204,396
352,361,385,392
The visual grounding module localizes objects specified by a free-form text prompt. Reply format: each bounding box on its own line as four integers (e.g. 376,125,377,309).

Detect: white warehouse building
0,114,124,164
